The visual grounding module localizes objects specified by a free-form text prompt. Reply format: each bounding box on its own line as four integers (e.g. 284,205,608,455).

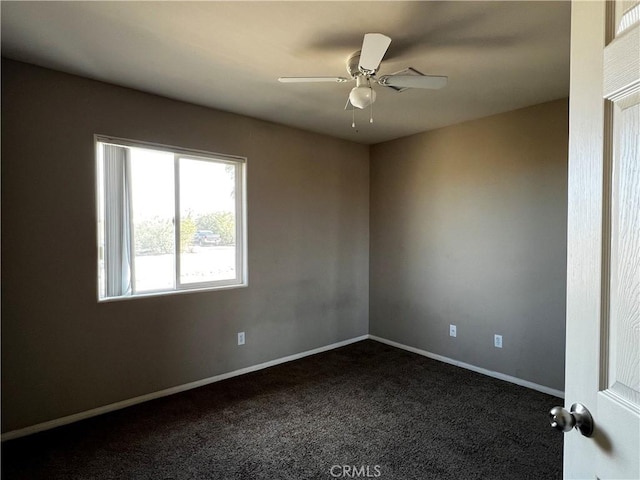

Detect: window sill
98,282,248,303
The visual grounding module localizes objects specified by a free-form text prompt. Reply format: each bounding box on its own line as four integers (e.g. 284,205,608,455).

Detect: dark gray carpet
2,340,563,479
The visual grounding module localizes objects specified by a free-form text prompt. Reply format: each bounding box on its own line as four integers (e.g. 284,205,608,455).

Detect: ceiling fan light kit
278,33,448,128
349,76,376,110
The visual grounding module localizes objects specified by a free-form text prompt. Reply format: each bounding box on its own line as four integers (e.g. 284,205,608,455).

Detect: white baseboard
368,335,565,399
2,333,563,441
1,334,369,442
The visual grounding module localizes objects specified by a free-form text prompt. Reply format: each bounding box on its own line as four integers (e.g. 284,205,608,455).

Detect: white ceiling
1,1,571,145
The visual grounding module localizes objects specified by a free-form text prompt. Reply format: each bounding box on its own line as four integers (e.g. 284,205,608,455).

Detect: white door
564,0,640,478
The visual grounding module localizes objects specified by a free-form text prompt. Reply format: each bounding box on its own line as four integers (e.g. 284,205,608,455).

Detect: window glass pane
179,158,237,284
96,136,246,300
130,147,175,292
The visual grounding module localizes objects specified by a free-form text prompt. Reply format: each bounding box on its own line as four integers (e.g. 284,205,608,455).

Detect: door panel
598,5,640,478
606,95,639,406
566,1,640,478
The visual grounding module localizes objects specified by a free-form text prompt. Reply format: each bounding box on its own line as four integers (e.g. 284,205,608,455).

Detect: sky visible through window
129,147,235,220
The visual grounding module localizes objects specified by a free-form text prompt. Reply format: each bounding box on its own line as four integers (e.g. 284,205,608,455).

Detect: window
96,136,247,300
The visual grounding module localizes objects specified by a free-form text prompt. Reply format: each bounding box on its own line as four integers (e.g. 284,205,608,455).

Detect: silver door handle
549,403,594,437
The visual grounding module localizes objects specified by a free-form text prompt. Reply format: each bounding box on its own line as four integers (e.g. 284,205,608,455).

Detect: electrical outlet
449,324,457,337
494,334,503,348
238,331,245,346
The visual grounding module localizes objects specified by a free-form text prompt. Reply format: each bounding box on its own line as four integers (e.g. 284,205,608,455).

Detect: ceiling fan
278,33,448,114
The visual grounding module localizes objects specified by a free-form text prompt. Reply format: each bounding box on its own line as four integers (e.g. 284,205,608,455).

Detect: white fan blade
278,77,349,83
358,33,391,73
379,74,448,90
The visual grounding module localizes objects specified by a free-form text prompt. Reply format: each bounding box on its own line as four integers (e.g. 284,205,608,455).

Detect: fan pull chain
370,97,374,124
352,106,356,128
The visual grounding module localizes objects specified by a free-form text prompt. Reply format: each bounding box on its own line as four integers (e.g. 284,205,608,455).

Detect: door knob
549,403,594,437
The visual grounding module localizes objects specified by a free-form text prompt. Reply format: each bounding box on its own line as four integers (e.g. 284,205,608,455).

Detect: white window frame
95,135,247,301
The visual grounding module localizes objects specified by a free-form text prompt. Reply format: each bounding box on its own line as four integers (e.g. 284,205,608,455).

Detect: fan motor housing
346,51,363,78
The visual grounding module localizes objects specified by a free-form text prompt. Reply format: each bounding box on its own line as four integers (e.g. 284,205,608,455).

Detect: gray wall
1,60,370,432
370,99,568,391
2,59,568,434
